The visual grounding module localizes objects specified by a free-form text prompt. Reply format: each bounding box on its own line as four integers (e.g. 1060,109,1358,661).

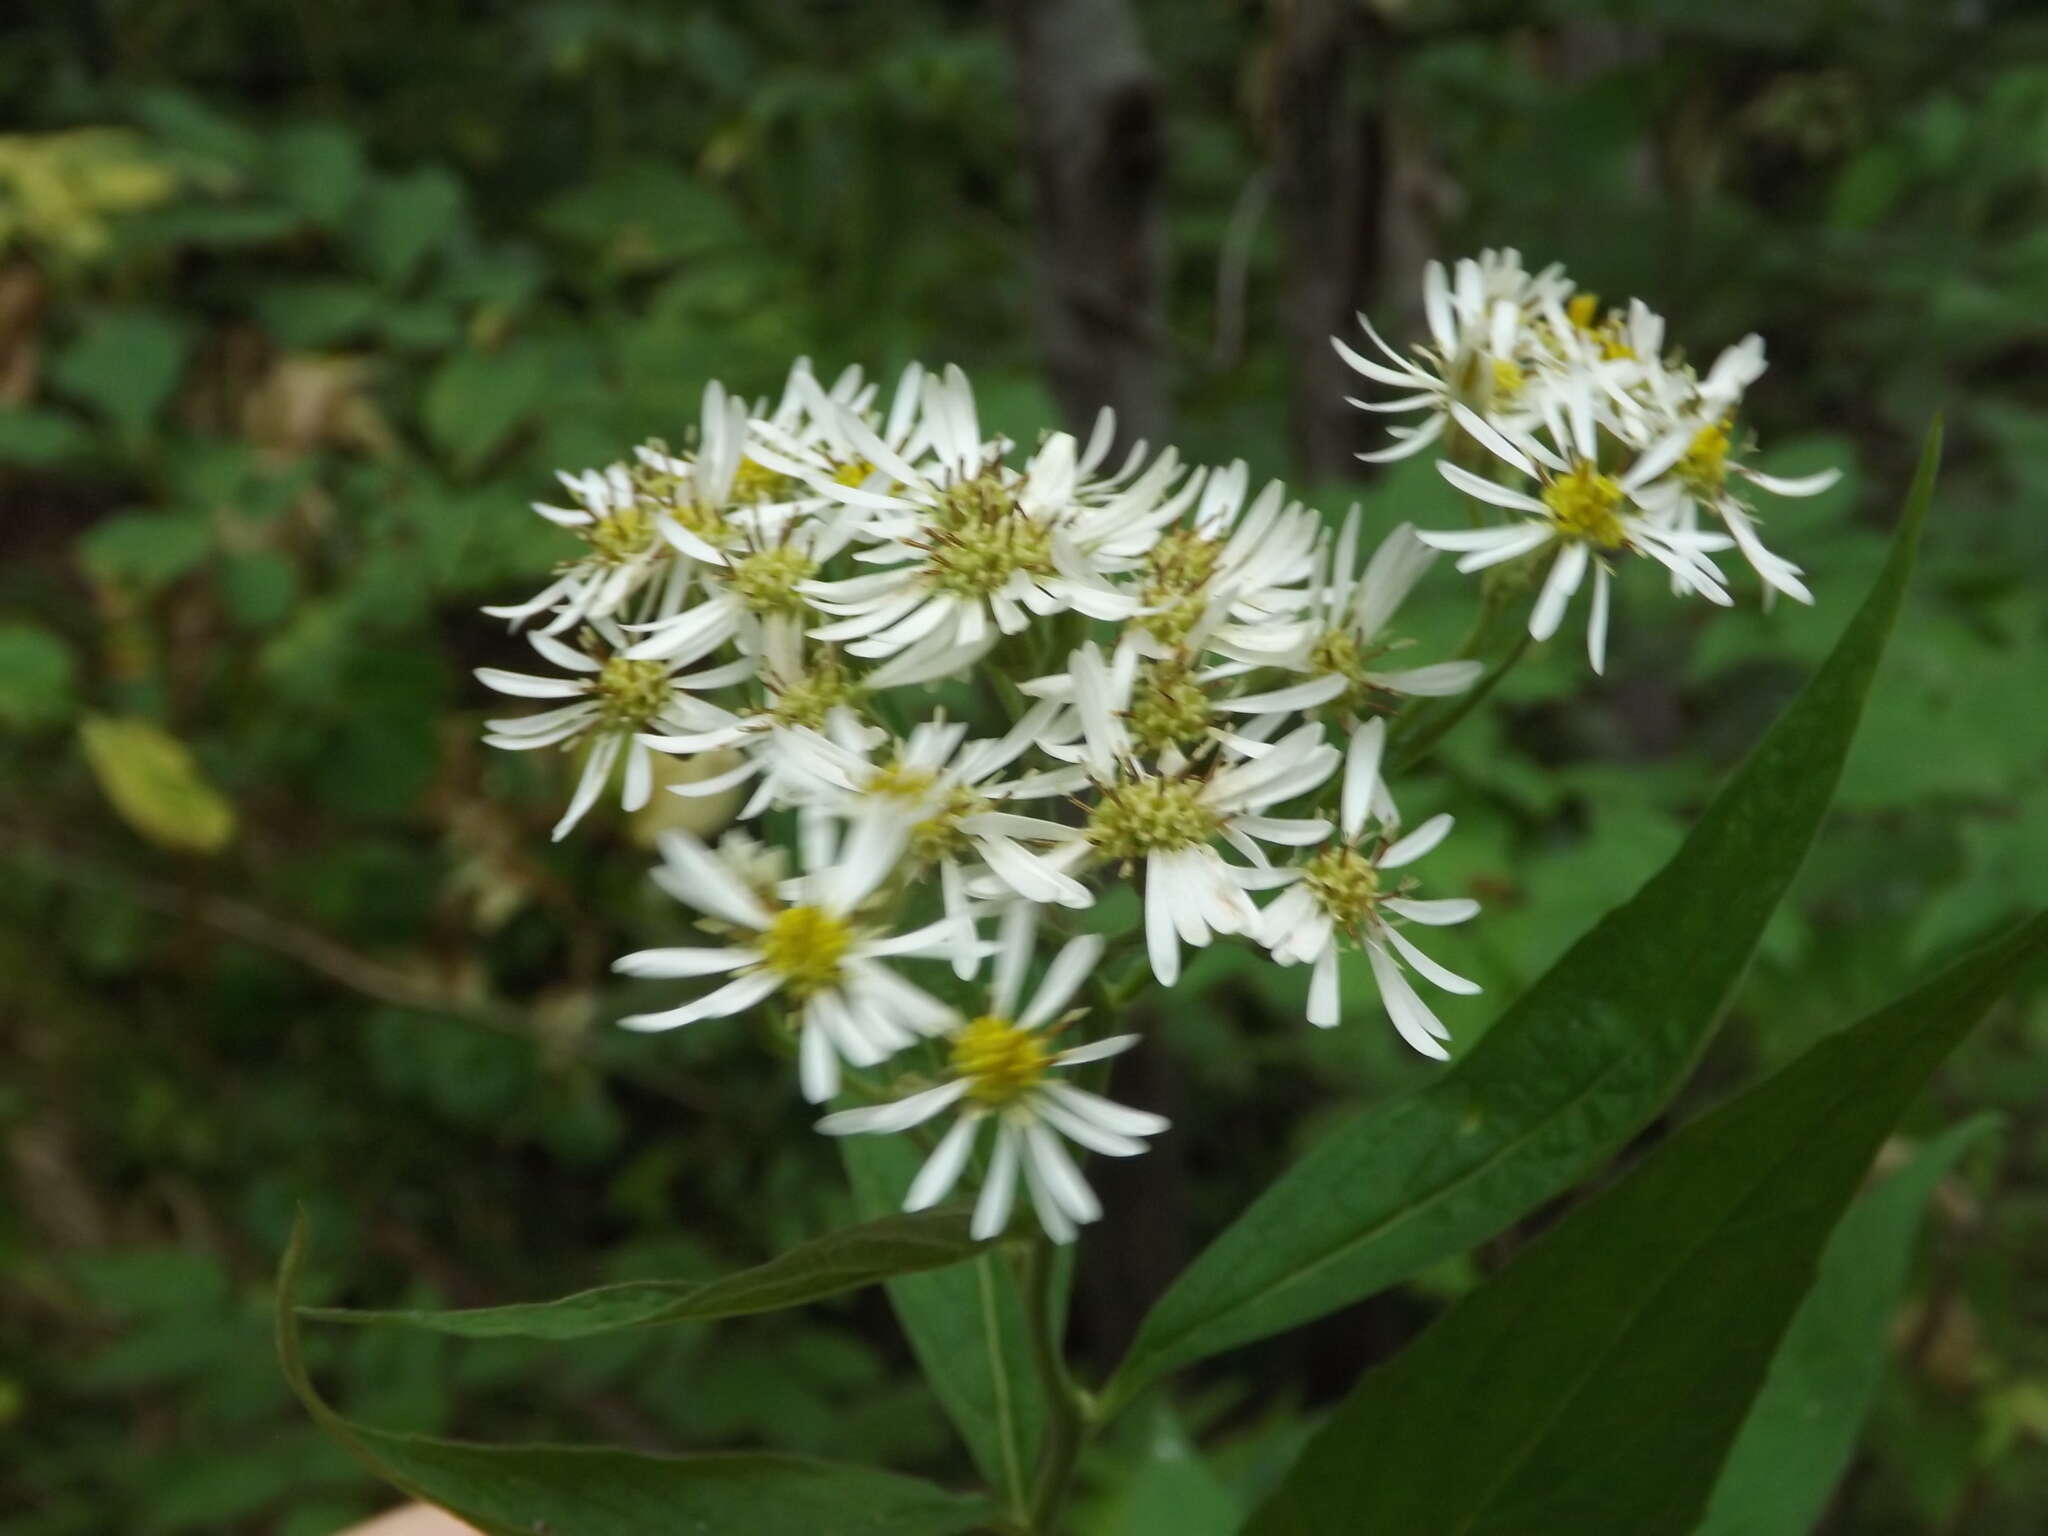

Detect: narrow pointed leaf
1245,913,2046,1536
1697,1114,2000,1536
1107,426,1942,1405
301,1208,983,1338
840,1135,1046,1521
277,1218,994,1536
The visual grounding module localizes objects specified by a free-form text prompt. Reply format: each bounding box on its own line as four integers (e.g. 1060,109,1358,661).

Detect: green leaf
355,167,466,285
277,1219,992,1536
1105,425,1942,1407
302,1209,987,1339
422,338,557,475
0,407,92,465
77,508,213,588
80,714,236,854
1244,914,2047,1536
0,621,76,730
51,309,188,437
841,1135,1046,1520
1697,1114,2000,1536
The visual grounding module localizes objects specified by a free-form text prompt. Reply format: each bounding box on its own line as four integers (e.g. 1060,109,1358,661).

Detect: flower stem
1021,1235,1091,1533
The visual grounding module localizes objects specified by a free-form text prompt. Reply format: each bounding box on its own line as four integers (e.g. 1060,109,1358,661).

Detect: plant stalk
1021,1236,1090,1532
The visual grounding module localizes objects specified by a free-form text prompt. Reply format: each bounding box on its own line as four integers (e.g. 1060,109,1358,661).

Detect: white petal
612,947,755,978
971,1126,1021,1239
905,1115,982,1209
1365,943,1451,1060
1021,933,1103,1029
816,1080,970,1136
1529,542,1588,643
617,968,781,1032
1380,922,1481,995
1380,812,1453,870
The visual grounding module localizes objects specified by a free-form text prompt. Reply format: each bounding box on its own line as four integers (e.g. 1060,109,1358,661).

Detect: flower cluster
1338,249,1838,669
476,254,1827,1241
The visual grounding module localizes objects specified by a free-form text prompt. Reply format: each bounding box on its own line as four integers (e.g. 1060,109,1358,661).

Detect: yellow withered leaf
79,715,236,854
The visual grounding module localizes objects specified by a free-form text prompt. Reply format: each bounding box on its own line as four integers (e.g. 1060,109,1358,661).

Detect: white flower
1210,513,1484,712
799,367,1180,675
1040,644,1340,984
1256,719,1480,1057
476,620,754,840
481,461,681,635
815,905,1168,1243
1334,248,1574,463
769,708,1093,942
612,816,982,1103
1126,462,1322,656
1418,398,1736,673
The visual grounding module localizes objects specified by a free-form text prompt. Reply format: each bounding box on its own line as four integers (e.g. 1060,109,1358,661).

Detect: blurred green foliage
1,3,2045,1532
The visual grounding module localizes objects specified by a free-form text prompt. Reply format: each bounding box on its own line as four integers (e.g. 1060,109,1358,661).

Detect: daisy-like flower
1418,397,1736,673
622,513,858,665
477,620,754,840
799,367,1180,676
1036,644,1340,985
613,815,981,1103
768,707,1093,940
1620,339,1838,607
1126,461,1322,656
816,905,1168,1243
1256,718,1480,1057
481,461,681,634
1334,248,1574,463
1210,514,1484,719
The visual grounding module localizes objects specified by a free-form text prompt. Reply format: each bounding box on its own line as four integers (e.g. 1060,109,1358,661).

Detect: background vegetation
2,2,2045,1531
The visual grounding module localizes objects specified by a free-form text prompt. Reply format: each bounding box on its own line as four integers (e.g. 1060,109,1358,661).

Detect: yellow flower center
1541,463,1628,550
728,545,818,613
593,657,672,728
867,762,939,800
1086,777,1220,860
757,905,853,999
909,785,988,863
1490,358,1527,399
832,458,876,487
950,1014,1051,1106
730,457,795,505
1564,292,1634,360
585,504,659,565
1679,417,1733,492
1301,844,1381,930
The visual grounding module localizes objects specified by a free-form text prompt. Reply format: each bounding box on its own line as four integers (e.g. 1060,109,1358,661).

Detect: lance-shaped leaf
841,1134,1046,1522
277,1217,995,1536
301,1208,983,1338
1104,426,1942,1408
1244,913,2046,1536
1697,1114,2001,1536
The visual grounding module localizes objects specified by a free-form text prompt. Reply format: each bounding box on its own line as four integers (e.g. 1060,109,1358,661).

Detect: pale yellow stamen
950,1014,1051,1106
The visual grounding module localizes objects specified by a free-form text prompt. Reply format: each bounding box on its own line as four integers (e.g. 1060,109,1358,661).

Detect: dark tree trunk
1264,2,1440,484
998,0,1171,453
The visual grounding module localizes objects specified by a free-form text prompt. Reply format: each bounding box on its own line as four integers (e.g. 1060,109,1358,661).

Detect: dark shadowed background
3,3,2046,1532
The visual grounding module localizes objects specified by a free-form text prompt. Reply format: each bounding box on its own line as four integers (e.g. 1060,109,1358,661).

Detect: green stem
1391,624,1533,774
1021,1236,1090,1533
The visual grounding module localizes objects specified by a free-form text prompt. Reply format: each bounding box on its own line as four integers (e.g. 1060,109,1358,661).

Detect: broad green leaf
302,1208,986,1338
0,621,76,730
1104,426,1941,1407
0,407,92,465
51,308,188,437
277,1219,994,1536
80,715,236,854
1698,1114,2000,1536
1245,914,2046,1536
841,1135,1045,1520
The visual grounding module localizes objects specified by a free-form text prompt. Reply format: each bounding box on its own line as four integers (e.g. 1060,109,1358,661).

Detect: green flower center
757,905,852,999
950,1013,1050,1107
925,472,1055,597
1128,662,1212,757
730,457,796,505
1541,463,1627,550
1301,844,1381,929
594,657,672,728
770,655,862,730
1140,528,1223,645
728,545,818,613
1086,777,1220,860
